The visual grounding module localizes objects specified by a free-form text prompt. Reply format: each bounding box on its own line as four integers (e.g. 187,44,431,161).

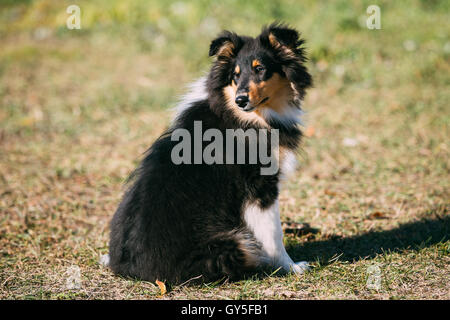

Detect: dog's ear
268,24,300,50
259,23,312,95
259,23,305,58
209,31,242,58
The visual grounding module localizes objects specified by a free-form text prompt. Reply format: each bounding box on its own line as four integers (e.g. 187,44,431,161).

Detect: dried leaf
324,189,337,196
155,280,166,297
304,126,315,138
368,211,388,220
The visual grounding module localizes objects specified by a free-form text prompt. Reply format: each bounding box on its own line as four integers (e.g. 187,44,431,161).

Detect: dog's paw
292,261,309,274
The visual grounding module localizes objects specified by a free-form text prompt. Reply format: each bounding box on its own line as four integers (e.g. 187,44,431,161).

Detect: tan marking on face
234,65,240,75
246,73,294,116
248,81,259,104
223,83,269,127
252,59,261,68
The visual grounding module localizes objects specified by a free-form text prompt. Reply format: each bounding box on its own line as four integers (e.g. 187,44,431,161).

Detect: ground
0,0,449,299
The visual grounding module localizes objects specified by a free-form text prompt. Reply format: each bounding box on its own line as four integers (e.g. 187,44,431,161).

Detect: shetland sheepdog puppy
107,23,312,285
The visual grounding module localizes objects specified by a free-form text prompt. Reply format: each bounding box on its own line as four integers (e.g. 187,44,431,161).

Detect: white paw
292,261,309,274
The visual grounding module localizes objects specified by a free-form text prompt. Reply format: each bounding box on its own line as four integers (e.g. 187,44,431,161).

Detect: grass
0,0,449,299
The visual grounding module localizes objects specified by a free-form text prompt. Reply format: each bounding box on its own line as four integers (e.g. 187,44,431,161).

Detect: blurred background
0,0,449,299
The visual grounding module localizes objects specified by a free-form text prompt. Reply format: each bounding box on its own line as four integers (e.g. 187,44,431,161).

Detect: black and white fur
107,23,312,285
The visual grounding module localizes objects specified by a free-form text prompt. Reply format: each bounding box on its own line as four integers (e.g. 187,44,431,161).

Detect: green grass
0,0,449,299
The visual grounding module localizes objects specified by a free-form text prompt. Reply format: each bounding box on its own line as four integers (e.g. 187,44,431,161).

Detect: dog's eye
233,72,240,79
254,65,265,73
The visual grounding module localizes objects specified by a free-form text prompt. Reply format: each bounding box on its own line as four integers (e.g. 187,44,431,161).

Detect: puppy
108,23,312,285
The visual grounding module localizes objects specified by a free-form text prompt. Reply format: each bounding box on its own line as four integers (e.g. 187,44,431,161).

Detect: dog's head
208,23,312,124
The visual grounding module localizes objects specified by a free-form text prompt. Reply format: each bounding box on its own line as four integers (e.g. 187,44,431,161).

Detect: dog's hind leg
182,229,265,284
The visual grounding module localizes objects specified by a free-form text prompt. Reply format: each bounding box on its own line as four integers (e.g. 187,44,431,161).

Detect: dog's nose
235,95,249,108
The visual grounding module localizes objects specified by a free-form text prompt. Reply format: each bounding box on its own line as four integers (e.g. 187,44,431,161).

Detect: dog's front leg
244,200,309,275
276,243,309,275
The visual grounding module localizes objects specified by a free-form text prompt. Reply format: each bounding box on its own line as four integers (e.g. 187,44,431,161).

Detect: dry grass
0,0,449,299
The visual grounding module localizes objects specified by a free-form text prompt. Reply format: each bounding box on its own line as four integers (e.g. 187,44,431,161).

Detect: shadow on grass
289,207,449,265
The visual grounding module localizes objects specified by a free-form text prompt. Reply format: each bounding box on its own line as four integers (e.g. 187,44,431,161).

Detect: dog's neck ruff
172,76,304,128
172,76,208,121
259,103,304,127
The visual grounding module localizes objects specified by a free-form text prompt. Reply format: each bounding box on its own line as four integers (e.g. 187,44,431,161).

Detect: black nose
235,95,249,108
